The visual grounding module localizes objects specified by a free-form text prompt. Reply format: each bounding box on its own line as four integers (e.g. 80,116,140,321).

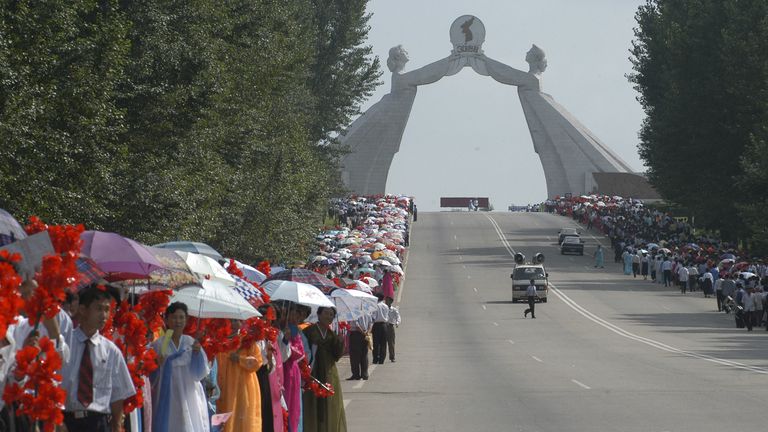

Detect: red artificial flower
226,259,245,279
4,337,66,430
136,290,172,335
184,318,239,359
298,357,334,398
256,260,271,278
26,252,79,326
0,251,23,337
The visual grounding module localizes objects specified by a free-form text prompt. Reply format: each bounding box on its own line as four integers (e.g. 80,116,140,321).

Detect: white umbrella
262,280,335,308
376,260,392,267
391,265,404,275
347,280,373,294
176,251,233,284
172,282,261,320
330,289,378,322
362,276,379,288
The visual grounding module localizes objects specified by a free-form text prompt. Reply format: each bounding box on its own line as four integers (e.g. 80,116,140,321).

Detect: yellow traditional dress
216,344,264,432
302,324,347,432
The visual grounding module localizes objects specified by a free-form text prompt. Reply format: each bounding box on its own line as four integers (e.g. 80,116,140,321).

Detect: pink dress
268,339,285,432
382,271,394,300
283,333,305,432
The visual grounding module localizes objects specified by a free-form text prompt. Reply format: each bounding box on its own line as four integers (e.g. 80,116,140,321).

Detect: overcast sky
360,0,646,211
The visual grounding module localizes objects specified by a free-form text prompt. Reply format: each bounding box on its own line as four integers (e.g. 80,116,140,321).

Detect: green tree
0,0,130,227
629,0,768,241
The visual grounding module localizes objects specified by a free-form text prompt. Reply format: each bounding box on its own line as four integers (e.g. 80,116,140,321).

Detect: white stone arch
340,16,637,198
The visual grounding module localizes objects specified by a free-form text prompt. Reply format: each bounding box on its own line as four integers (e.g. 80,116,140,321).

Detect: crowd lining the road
545,196,768,331
0,194,413,432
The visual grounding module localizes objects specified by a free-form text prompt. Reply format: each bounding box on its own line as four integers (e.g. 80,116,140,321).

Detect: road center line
571,379,591,390
531,355,543,363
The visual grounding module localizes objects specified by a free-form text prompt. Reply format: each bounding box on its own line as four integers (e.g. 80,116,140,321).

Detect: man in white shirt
371,294,389,364
662,258,673,287
347,312,372,380
386,303,401,363
523,279,539,319
677,262,690,294
61,284,135,432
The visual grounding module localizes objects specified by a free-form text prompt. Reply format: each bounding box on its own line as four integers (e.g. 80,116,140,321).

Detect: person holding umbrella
302,306,347,432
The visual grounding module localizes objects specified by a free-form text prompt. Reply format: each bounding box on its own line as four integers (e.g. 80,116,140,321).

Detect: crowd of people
0,194,414,432
546,195,768,331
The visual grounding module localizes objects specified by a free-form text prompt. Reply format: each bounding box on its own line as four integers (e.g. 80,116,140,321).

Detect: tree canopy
629,0,768,248
0,0,381,263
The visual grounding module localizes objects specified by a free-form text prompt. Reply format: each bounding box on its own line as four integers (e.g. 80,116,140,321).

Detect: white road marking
459,255,463,260
571,379,591,390
482,305,487,310
353,381,364,389
661,305,671,311
467,275,471,279
473,287,478,293
485,215,516,256
462,265,466,269
508,340,515,345
454,235,457,240
531,355,543,363
493,322,499,326
344,399,351,409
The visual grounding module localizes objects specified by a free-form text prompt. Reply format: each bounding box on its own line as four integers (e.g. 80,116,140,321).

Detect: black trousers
257,364,274,432
716,290,725,311
64,412,110,432
386,323,396,360
524,296,536,318
372,322,387,363
348,330,369,378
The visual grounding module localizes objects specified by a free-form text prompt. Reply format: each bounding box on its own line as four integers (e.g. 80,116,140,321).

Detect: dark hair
375,292,384,301
79,283,117,307
316,306,336,318
165,301,189,317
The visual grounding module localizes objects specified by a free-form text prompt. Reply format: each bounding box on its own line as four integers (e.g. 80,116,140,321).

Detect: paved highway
343,211,768,431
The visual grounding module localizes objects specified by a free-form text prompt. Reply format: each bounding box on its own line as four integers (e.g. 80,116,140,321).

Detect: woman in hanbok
593,245,604,269
281,303,307,432
216,320,263,432
302,307,346,432
151,302,210,432
622,250,633,275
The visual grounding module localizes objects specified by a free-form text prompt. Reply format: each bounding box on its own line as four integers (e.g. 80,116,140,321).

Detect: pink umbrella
80,231,164,281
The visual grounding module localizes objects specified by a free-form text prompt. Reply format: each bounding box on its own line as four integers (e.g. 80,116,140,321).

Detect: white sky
361,0,646,211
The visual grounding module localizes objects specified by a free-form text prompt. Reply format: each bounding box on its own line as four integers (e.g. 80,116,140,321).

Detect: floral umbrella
330,288,377,322
264,268,338,294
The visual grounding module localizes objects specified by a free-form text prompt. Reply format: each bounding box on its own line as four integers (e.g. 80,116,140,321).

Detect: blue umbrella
0,209,27,247
153,241,223,261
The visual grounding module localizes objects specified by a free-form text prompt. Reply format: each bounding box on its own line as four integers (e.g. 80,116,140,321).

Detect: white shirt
350,314,373,332
387,307,401,326
13,309,72,362
373,302,389,323
677,266,689,280
61,327,135,413
526,284,537,297
662,260,673,271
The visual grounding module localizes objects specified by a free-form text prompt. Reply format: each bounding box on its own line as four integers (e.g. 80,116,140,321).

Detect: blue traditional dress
622,251,633,275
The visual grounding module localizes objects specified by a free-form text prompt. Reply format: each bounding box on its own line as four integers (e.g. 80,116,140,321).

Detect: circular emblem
449,15,486,55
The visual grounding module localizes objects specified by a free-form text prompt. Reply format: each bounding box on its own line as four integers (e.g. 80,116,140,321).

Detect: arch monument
340,15,651,199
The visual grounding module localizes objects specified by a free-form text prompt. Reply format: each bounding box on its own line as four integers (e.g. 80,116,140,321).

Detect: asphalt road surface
342,211,768,432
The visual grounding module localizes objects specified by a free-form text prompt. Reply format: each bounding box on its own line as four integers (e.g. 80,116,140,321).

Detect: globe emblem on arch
449,15,486,55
